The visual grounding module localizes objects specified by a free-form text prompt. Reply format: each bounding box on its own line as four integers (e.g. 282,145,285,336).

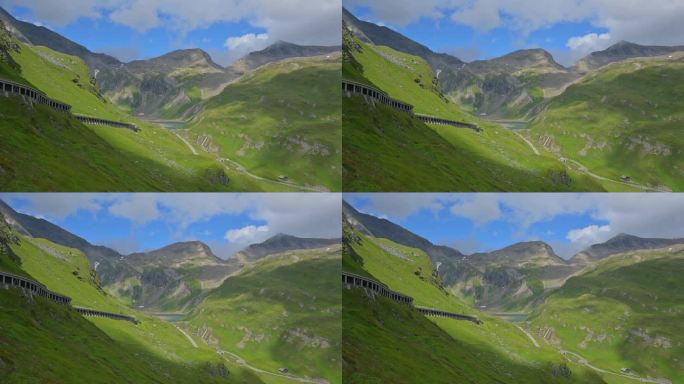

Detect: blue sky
344,0,684,65
344,193,684,258
1,193,341,258
1,0,340,64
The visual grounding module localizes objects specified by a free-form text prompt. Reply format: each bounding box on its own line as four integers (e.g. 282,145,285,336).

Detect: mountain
232,40,340,71
0,7,119,71
529,246,684,382
342,8,464,74
343,201,467,273
342,219,605,383
186,245,342,384
575,40,684,72
0,200,136,285
127,241,224,269
469,241,566,267
528,51,684,191
235,233,340,262
185,52,342,191
468,49,565,74
571,233,684,264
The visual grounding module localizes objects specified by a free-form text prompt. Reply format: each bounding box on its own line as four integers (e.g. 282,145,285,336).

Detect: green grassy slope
343,35,605,191
0,234,280,384
529,55,684,191
187,55,341,191
1,41,297,191
528,247,684,382
186,247,342,384
343,230,605,383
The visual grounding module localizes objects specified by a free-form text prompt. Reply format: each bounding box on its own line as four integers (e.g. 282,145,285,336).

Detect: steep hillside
98,48,240,119
186,246,342,384
186,54,342,191
0,37,279,191
342,225,605,384
529,246,684,383
343,201,575,311
0,233,271,384
529,53,684,191
342,28,603,191
112,241,241,311
460,242,580,310
449,49,580,118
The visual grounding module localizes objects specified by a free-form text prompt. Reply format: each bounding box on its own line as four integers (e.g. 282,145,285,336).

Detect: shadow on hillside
342,95,605,192
342,288,606,384
189,65,342,190
0,288,264,384
0,97,251,192
187,256,342,383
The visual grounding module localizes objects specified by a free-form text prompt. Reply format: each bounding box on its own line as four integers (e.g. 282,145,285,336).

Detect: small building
278,368,289,374
277,175,289,182
620,175,632,182
620,368,631,374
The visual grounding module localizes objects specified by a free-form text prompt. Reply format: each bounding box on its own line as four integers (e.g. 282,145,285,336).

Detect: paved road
175,325,198,348
516,325,540,348
218,157,327,192
512,131,540,156
561,349,671,384
560,157,662,192
216,349,328,384
175,133,198,155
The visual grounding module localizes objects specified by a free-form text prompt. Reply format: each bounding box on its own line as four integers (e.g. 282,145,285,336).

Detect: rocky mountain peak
126,241,222,269
231,40,340,71
236,233,340,262
571,234,684,264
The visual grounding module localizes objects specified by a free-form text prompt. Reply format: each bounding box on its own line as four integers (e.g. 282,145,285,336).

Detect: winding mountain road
516,325,540,348
175,133,198,155
216,349,328,384
512,131,540,155
175,325,198,348
560,349,671,384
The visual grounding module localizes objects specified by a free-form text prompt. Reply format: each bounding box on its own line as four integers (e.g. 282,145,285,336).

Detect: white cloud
225,224,269,243
347,193,684,258
225,33,269,50
1,193,341,258
346,0,684,64
223,32,271,63
450,194,501,224
0,193,102,219
567,224,612,244
107,194,161,224
347,193,446,220
567,32,611,50
5,0,341,64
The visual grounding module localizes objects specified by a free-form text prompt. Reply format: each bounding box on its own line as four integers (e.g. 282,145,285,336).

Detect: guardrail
342,79,414,113
342,271,481,324
1,78,139,132
1,78,71,112
1,270,138,324
74,114,139,132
